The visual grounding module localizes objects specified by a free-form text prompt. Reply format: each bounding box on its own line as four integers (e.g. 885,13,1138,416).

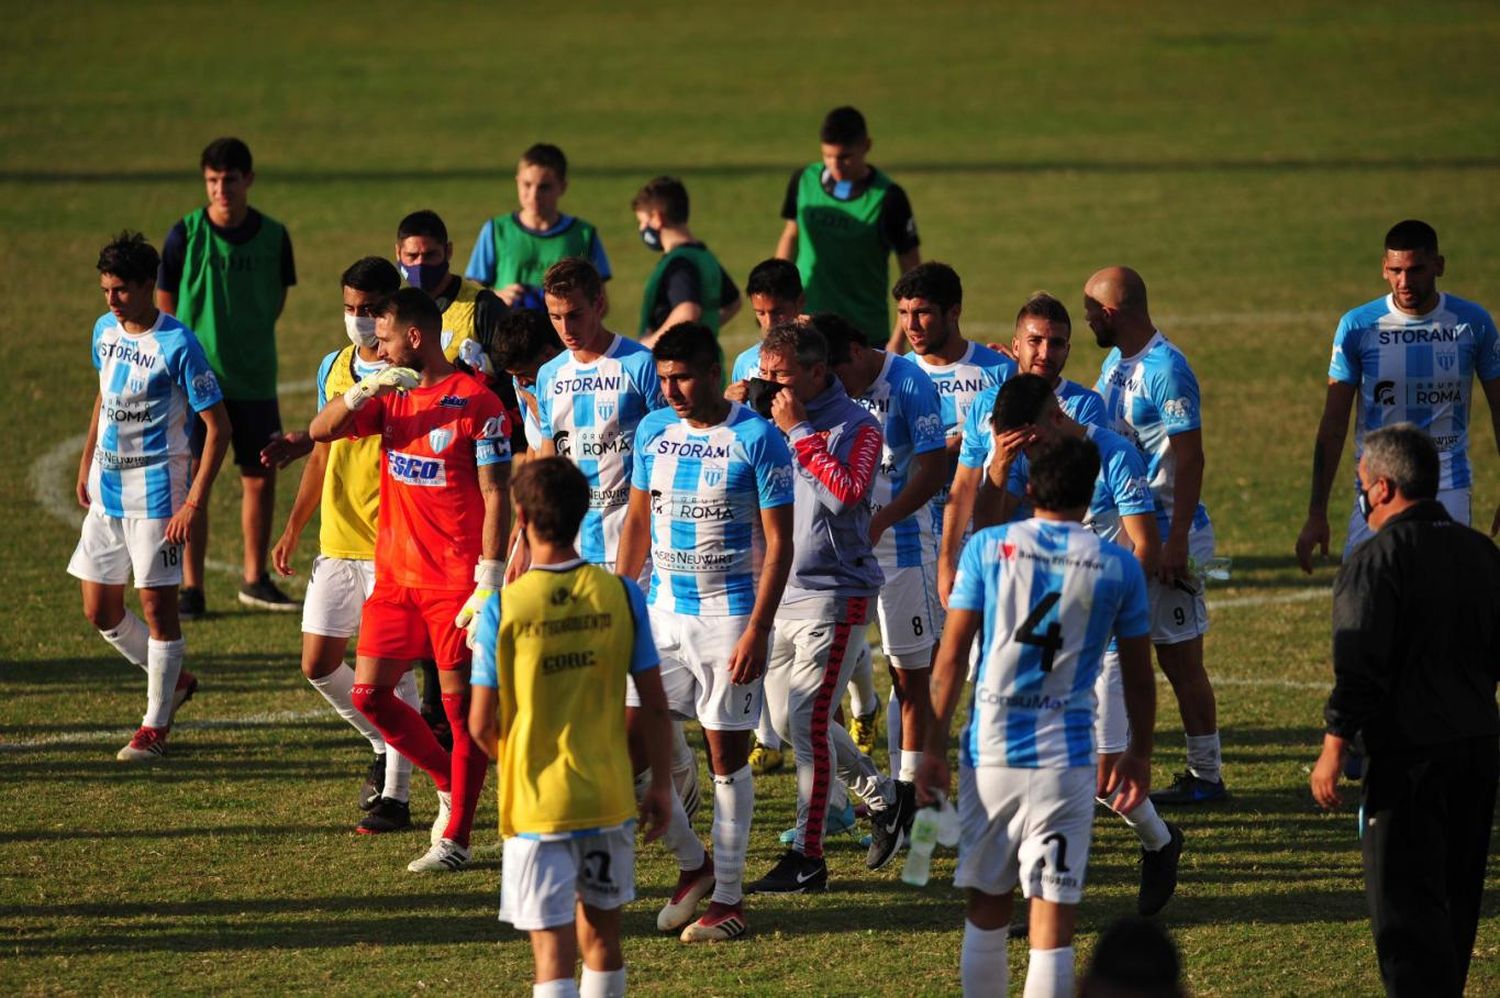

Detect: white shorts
954,764,1095,905
301,556,377,638
1147,520,1215,645
67,509,181,589
876,562,939,661
1093,646,1127,756
630,610,763,730
499,826,636,930
1344,485,1469,554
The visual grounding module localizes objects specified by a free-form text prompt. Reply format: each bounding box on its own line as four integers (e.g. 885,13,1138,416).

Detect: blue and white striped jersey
916,341,1016,528
851,353,945,568
536,334,665,564
1095,331,1208,533
731,343,762,384
631,402,794,616
1329,292,1500,491
88,311,222,519
950,518,1150,769
958,378,1108,474
1003,426,1156,545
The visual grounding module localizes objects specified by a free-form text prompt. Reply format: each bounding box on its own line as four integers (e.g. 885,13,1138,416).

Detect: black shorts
192,398,282,470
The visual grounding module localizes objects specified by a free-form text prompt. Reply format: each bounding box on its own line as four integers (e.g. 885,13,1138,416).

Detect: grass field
5,1,1500,994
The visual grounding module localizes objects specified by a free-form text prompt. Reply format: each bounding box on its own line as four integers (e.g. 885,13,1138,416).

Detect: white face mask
344,313,378,348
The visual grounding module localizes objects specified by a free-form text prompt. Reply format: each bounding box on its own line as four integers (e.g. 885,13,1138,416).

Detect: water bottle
902,804,942,886
1190,555,1232,582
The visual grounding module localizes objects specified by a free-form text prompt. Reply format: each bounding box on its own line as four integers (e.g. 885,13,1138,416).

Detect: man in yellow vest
264,257,422,833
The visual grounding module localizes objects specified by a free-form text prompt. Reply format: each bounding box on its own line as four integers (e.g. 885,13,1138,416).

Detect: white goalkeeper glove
455,559,505,649
343,366,419,411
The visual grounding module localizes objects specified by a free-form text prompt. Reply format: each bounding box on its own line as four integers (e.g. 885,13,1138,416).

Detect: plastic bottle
1190,555,1232,582
902,805,942,886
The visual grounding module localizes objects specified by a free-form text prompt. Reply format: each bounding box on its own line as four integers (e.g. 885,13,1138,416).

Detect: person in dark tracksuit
1310,422,1500,998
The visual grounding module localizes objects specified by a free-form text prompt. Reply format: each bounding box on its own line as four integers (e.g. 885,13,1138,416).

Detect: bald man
1085,267,1226,805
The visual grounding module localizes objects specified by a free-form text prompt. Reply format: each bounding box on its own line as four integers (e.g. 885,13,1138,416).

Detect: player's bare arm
1296,380,1357,571
642,302,703,350
727,504,793,685
614,488,652,582
1310,731,1350,809
75,393,103,508
718,295,742,329
915,606,982,805
1105,633,1156,813
308,367,419,442
153,288,177,316
1120,511,1162,581
259,430,315,469
1161,428,1205,584
478,461,511,563
168,402,230,545
631,666,675,842
774,219,798,262
271,441,329,577
938,464,981,607
467,685,500,760
870,447,944,546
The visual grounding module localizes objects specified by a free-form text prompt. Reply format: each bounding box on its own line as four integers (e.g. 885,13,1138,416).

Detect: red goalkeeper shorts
357,578,470,671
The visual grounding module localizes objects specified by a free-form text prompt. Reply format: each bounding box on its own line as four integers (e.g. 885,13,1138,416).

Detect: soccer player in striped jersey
1086,266,1224,806
817,314,947,783
941,293,1106,604
310,287,511,873
748,321,912,892
529,258,703,831
919,435,1156,998
70,232,230,761
469,457,673,998
490,309,564,460
615,322,795,942
727,258,805,390
975,376,1184,916
895,263,1016,546
262,256,420,833
1297,219,1500,567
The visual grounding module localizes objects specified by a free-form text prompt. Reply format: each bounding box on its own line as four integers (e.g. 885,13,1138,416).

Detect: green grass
4,1,1500,993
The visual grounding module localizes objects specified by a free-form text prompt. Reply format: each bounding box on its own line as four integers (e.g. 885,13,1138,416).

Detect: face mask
638,226,663,252
344,313,377,348
400,259,449,292
1357,484,1374,522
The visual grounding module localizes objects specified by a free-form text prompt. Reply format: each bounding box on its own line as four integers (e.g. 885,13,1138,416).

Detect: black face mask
1357,483,1375,522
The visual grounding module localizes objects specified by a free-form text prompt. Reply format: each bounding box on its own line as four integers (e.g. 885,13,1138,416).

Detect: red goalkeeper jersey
349,371,511,590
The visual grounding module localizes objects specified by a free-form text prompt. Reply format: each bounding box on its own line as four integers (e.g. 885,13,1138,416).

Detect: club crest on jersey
437,394,468,409
1437,351,1456,372
596,400,617,422
428,427,454,454
703,467,723,487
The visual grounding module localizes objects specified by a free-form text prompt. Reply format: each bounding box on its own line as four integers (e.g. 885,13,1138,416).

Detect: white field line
0,707,329,752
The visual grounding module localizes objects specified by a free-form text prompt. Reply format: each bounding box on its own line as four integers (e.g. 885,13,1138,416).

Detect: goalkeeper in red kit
311,287,511,873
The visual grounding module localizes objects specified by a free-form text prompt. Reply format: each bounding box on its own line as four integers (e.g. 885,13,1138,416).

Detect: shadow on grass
1202,553,1336,591
1,655,303,688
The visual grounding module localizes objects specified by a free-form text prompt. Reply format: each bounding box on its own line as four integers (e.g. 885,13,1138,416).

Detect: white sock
1120,797,1171,851
887,693,903,771
710,765,752,905
670,722,700,817
848,650,877,717
384,671,419,803
899,750,923,785
308,664,387,753
533,979,579,998
579,966,625,998
99,611,149,670
636,771,705,871
1186,732,1222,783
143,638,184,728
961,920,1008,997
1023,946,1074,998
755,709,781,751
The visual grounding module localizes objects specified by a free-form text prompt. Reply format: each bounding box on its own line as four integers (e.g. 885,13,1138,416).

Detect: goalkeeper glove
343,366,419,411
455,559,505,649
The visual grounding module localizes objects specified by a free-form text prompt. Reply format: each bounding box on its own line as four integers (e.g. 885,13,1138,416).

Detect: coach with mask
1309,422,1499,998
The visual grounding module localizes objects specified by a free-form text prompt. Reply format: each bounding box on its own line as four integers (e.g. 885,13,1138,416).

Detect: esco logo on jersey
388,451,447,486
